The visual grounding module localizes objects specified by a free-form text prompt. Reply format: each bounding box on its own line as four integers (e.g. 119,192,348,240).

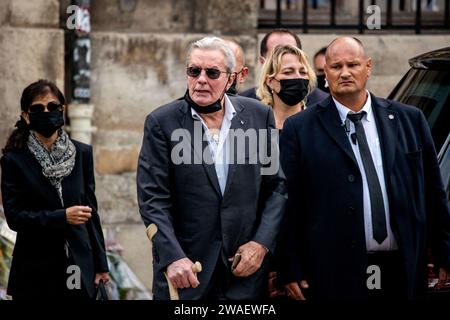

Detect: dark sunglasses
28,101,63,113
186,67,229,80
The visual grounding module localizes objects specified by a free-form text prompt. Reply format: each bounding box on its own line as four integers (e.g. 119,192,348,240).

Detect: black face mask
226,79,238,95
316,74,329,93
274,78,309,106
185,77,230,114
28,110,64,138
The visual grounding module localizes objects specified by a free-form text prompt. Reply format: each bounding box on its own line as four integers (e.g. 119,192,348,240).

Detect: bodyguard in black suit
1,80,109,299
277,37,450,300
137,37,287,300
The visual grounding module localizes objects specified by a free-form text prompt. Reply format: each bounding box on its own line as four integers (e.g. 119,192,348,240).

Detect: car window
390,69,450,152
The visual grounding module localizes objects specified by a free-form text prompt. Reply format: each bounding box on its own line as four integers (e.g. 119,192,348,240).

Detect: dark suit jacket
239,87,328,107
137,95,287,300
277,94,450,300
1,140,109,299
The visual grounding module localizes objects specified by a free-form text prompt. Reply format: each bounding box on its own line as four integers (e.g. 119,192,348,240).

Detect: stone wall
90,0,258,34
0,0,64,155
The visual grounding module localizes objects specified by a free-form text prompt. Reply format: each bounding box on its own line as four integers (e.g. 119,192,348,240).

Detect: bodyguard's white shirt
191,94,236,195
334,93,398,252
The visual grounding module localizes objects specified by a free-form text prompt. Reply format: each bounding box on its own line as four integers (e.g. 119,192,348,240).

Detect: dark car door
388,56,450,298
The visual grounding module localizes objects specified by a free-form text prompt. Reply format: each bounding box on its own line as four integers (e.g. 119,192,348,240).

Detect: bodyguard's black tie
347,112,387,244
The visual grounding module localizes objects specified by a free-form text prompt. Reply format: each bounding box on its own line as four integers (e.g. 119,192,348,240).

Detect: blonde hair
257,44,316,108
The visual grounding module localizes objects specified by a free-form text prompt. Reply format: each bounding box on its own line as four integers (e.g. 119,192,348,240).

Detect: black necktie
347,112,387,244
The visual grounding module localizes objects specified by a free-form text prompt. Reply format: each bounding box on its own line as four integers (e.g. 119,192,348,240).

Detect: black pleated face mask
28,110,64,137
226,79,238,95
184,90,223,114
274,78,309,106
185,75,231,114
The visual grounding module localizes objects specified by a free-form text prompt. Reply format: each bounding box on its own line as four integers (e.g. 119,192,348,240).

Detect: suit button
347,207,356,216
351,240,356,248
347,174,355,182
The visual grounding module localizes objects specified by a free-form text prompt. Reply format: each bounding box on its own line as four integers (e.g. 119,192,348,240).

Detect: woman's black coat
1,139,109,299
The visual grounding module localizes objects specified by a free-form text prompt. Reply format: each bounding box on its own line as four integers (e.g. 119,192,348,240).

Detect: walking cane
146,223,202,300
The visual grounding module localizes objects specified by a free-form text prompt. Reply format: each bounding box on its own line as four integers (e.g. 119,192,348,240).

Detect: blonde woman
257,44,316,129
257,45,316,299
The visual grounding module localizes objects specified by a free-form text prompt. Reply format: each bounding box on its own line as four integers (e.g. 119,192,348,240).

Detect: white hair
186,36,236,73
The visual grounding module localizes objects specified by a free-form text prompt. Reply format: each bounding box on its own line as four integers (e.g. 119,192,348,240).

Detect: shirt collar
190,94,236,121
223,94,237,121
333,91,373,124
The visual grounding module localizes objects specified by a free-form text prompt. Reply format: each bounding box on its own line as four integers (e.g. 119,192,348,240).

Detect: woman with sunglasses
257,44,316,130
1,79,109,300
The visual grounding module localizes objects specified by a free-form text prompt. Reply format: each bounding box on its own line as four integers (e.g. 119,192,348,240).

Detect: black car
388,47,450,298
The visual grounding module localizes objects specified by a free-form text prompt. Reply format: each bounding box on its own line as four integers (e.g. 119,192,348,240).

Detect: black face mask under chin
28,110,64,138
185,77,231,114
226,79,238,95
274,78,309,106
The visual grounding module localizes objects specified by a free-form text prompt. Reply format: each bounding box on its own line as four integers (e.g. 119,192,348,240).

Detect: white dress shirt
191,94,236,195
333,93,398,251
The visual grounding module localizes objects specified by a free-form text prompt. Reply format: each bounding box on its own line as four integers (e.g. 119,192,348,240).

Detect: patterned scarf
27,129,76,206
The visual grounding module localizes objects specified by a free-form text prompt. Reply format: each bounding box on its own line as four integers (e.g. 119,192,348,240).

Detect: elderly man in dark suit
137,36,287,300
277,37,450,300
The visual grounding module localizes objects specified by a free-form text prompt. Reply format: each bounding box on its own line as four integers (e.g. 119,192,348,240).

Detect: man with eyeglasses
137,36,287,300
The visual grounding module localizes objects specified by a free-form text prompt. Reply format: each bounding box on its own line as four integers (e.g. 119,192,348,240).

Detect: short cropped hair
260,29,302,57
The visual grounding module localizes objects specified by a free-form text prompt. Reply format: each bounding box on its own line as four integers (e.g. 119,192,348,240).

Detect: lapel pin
240,120,244,125
388,114,394,120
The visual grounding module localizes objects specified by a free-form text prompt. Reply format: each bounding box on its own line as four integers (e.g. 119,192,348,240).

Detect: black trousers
203,256,229,301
